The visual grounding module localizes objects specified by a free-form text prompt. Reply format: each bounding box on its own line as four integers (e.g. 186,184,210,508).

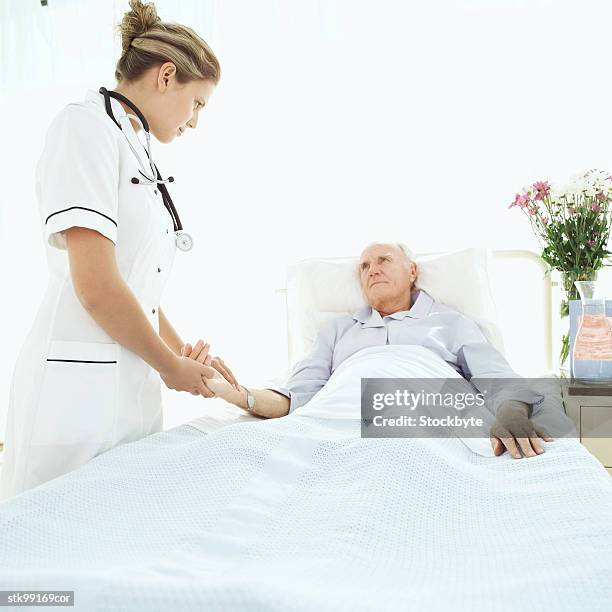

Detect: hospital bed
0,249,611,612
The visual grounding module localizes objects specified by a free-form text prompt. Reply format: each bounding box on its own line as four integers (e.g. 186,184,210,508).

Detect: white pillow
285,248,504,366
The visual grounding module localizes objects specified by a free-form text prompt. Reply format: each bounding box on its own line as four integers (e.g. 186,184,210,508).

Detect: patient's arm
453,315,545,417
227,386,289,419
264,320,337,414
451,315,557,458
204,371,289,418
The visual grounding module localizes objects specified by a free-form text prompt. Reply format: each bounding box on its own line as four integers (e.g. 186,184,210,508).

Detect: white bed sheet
0,346,610,611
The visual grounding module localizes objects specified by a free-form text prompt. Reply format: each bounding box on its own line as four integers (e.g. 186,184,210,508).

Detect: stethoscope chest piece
175,231,194,252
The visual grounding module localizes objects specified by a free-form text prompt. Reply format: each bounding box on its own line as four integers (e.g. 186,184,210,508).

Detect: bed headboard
278,249,557,377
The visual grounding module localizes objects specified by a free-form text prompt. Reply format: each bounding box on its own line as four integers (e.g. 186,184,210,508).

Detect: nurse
0,0,236,500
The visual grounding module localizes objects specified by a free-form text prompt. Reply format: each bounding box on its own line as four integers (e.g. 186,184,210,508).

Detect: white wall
2,0,612,436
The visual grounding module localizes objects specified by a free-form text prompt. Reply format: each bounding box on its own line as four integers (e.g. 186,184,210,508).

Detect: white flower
549,184,565,202
584,169,612,193
563,179,583,197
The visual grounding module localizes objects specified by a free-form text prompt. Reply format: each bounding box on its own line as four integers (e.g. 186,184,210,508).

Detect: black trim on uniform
46,359,117,364
45,206,117,227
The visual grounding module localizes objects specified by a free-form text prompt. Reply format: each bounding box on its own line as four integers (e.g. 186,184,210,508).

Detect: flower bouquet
508,169,612,369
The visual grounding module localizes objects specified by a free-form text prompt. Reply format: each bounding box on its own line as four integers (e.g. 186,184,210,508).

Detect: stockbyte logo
360,377,580,440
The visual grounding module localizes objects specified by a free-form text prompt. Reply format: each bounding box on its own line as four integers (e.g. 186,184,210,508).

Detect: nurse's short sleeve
39,105,120,250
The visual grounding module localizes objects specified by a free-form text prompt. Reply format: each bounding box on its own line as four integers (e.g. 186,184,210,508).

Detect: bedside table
561,380,612,476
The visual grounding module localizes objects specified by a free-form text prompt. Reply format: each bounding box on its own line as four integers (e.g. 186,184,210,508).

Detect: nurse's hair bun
118,0,161,55
114,0,221,86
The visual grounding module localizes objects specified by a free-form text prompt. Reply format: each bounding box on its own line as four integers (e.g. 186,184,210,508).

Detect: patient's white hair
362,242,416,266
360,242,418,284
396,242,416,266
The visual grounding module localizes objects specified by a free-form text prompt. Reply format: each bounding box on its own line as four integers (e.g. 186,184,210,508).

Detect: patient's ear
410,263,418,283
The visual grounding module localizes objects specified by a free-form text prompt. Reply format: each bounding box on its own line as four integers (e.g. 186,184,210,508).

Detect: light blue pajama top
270,288,545,416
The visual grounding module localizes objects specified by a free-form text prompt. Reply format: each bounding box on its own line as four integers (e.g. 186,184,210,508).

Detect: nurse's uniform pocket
31,340,119,448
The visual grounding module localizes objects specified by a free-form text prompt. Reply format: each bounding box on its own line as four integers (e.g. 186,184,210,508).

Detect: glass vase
571,280,612,383
559,270,598,376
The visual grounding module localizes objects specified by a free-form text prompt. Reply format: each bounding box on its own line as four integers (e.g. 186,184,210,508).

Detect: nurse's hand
181,341,240,393
159,354,216,396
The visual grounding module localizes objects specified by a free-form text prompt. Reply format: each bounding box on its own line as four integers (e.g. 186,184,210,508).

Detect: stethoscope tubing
98,87,192,250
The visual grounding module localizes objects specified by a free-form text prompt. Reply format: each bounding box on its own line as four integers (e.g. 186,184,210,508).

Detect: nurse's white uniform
0,90,178,500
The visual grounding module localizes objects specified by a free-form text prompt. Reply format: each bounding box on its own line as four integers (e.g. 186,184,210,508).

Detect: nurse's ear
157,61,177,91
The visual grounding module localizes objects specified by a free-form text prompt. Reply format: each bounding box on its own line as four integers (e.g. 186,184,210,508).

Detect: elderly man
194,242,554,459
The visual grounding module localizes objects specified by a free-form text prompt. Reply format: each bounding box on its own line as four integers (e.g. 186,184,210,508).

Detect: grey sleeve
453,315,545,417
265,322,336,414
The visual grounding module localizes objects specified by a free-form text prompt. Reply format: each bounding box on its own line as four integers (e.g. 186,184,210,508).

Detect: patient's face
359,244,417,309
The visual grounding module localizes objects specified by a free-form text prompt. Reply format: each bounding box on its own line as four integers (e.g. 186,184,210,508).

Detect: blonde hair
115,0,221,85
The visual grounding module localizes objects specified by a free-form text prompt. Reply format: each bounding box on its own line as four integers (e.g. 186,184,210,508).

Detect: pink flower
508,193,530,209
527,206,538,216
586,240,595,247
533,180,551,201
540,216,549,225
567,206,577,214
596,192,605,202
591,203,602,212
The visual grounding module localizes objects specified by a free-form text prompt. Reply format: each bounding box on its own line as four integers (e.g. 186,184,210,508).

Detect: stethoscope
99,86,193,252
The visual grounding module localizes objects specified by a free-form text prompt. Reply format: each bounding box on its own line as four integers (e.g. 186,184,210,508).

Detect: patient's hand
489,400,554,459
202,368,235,399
